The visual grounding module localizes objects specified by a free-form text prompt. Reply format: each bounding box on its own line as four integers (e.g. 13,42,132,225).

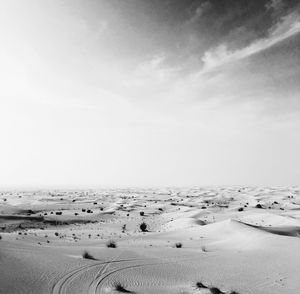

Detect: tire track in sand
52,257,148,294
91,257,187,294
52,262,104,294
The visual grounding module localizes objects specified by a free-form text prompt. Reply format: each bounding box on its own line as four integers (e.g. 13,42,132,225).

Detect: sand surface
1,187,300,294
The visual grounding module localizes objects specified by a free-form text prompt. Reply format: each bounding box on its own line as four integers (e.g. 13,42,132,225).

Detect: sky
0,0,300,188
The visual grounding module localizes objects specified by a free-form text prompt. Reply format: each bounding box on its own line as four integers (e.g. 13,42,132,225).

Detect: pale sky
0,0,300,188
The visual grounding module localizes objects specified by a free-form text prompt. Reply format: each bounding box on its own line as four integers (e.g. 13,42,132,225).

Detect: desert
1,1,300,293
1,186,300,294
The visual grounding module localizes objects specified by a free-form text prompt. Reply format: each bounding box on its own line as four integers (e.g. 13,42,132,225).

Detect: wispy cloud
200,11,300,73
122,53,179,91
186,1,212,25
135,53,169,81
265,0,285,16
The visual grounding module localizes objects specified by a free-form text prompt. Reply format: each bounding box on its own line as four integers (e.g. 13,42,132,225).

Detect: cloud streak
186,1,212,25
201,11,300,73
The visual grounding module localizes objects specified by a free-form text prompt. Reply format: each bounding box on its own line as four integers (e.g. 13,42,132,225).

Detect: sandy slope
0,187,300,294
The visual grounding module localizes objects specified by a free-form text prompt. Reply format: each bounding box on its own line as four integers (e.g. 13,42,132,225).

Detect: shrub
140,211,144,216
115,282,132,293
196,282,207,289
256,204,263,209
0,235,2,240
238,207,243,212
209,287,224,294
140,222,148,232
106,240,117,248
175,242,182,248
82,250,96,260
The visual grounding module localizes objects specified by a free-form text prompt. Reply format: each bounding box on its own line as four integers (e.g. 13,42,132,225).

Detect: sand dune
1,187,300,293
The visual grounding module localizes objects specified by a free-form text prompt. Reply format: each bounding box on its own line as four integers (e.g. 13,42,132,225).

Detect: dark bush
140,222,148,232
209,287,224,294
201,245,207,252
106,240,117,248
82,250,96,260
115,282,132,293
196,282,207,289
175,242,182,248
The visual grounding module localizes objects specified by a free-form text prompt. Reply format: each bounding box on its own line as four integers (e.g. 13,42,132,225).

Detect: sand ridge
0,186,300,293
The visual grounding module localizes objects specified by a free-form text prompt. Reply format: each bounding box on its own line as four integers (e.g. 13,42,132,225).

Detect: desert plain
0,186,300,294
